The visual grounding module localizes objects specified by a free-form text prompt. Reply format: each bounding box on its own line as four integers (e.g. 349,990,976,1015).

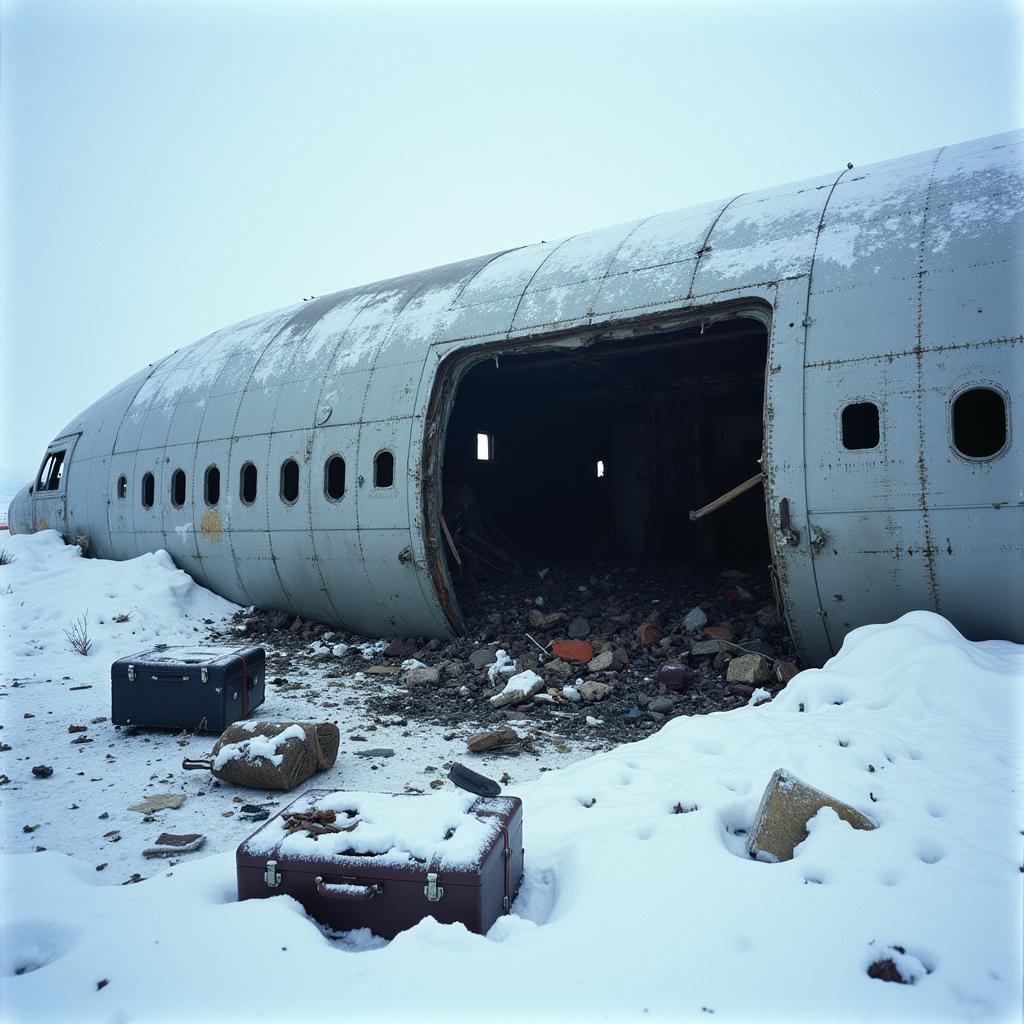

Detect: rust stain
199,509,222,542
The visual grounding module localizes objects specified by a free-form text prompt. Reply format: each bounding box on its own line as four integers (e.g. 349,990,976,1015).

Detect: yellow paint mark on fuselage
199,509,222,542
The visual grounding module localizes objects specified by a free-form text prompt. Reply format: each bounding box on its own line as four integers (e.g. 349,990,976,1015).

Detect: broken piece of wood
689,472,764,521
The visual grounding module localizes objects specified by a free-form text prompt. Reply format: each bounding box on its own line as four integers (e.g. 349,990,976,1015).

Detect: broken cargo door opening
435,315,771,622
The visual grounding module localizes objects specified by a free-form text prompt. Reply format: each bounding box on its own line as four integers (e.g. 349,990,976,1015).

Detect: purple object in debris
656,663,690,692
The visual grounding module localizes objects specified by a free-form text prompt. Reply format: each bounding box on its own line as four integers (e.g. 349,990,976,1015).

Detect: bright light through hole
596,460,605,478
476,433,492,461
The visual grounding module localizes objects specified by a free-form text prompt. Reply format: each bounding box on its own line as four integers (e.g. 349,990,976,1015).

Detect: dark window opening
325,455,346,500
141,472,155,509
205,465,220,507
841,402,880,450
440,316,770,606
37,451,66,491
171,469,187,508
281,459,300,503
117,475,127,499
240,462,258,505
952,387,1007,458
374,450,395,488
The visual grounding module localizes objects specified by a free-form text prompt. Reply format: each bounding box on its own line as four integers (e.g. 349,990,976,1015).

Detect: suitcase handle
314,877,382,901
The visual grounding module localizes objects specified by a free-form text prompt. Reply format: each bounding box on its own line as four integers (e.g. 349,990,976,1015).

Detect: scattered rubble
212,562,800,750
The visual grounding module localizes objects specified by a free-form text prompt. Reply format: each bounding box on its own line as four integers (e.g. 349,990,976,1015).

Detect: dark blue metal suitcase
111,643,265,732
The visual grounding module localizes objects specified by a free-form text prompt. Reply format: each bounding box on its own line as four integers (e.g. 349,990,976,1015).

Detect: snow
243,790,508,869
1,532,1022,1023
486,648,516,683
211,724,306,771
492,668,541,701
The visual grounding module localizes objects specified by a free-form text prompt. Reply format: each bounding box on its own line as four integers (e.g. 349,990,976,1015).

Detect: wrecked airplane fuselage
9,131,1023,665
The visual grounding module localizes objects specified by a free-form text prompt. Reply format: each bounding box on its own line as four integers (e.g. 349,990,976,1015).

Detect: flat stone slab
129,793,186,814
747,768,876,862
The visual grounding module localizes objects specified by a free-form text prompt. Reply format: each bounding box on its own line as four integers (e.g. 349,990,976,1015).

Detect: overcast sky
2,0,1021,480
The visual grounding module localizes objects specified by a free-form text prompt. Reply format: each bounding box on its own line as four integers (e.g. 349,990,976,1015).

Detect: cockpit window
37,451,67,491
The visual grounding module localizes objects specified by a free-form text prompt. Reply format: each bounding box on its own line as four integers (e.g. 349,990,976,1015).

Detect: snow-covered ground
1,531,1021,1023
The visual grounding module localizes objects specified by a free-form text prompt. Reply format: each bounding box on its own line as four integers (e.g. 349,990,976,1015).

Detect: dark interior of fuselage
440,317,771,607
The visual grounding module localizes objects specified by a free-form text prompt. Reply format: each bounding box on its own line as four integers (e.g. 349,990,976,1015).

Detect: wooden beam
689,472,764,521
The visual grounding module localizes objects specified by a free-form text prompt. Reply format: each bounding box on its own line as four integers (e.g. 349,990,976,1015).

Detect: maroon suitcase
236,788,524,938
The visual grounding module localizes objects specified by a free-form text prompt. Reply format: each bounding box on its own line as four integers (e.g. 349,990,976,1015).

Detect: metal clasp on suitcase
424,872,444,902
265,860,282,887
127,664,135,681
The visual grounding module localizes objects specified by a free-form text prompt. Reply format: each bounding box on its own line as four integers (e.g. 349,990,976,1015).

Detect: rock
683,607,708,632
648,696,674,715
755,606,780,627
543,658,571,678
578,680,612,702
468,649,498,670
585,716,603,727
587,650,615,673
68,724,88,733
527,609,566,630
562,684,581,702
238,805,271,821
551,640,593,663
143,833,206,858
726,654,772,685
502,710,528,721
354,748,395,758
746,768,876,863
613,648,630,668
774,660,800,684
704,625,733,641
727,682,755,699
384,638,419,659
655,663,689,691
405,667,441,687
643,609,664,628
332,644,349,657
490,670,545,708
426,639,442,652
742,638,776,659
128,793,186,814
467,728,520,753
31,765,54,779
636,622,663,646
568,617,591,640
691,639,725,657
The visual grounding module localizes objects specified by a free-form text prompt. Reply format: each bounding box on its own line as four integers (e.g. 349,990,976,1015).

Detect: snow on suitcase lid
242,790,517,871
132,644,255,666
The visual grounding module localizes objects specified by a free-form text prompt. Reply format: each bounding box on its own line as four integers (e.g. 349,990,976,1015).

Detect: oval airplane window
240,462,258,505
141,472,155,509
280,459,300,504
117,475,127,500
374,450,395,488
205,465,220,507
325,455,346,501
171,469,187,509
952,387,1007,459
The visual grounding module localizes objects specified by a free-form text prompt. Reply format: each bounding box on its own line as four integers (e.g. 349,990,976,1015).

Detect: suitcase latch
201,667,208,683
127,664,135,682
423,872,444,902
265,860,281,888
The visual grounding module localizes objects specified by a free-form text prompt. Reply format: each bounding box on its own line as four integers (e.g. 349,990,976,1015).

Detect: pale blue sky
3,0,1021,479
